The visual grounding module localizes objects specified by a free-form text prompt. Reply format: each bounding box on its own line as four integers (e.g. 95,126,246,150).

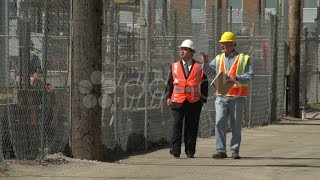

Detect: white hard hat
179,39,195,52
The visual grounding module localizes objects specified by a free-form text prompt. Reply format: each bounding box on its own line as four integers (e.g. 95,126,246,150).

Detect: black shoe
232,152,241,159
187,154,194,158
170,150,180,158
212,152,227,159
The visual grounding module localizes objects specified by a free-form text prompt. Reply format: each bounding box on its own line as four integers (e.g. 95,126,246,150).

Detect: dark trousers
170,100,203,155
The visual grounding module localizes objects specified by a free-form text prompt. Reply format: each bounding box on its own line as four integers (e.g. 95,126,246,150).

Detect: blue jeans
215,96,245,153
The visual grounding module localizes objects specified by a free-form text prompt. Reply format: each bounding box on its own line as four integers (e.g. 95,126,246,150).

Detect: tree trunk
71,0,103,160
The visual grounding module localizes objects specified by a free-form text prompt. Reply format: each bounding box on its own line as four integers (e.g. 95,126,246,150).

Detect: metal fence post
5,0,9,87
214,2,222,56
17,0,31,90
316,6,320,103
144,0,150,150
39,0,49,159
112,2,119,144
301,26,308,106
211,6,215,58
0,0,9,161
229,6,232,31
270,14,278,123
0,0,9,88
173,9,177,61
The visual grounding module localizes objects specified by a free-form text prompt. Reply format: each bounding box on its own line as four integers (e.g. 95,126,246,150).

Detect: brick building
113,0,318,36
164,0,318,35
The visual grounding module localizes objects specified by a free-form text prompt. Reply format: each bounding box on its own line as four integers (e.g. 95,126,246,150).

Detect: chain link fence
0,0,70,160
0,0,318,162
301,28,320,106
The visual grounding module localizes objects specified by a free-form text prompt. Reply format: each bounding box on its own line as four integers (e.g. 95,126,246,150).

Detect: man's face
220,42,235,54
180,47,194,60
46,84,52,92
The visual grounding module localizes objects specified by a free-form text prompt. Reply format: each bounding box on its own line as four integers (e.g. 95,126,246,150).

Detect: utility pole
71,0,103,160
288,0,301,117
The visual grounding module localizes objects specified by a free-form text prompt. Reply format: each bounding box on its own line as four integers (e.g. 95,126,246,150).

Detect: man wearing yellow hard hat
201,32,253,159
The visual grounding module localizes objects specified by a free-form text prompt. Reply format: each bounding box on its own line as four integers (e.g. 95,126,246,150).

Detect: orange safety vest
171,60,203,103
216,53,250,97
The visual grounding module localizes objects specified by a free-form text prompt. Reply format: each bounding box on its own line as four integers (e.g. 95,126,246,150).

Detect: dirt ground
1,117,320,179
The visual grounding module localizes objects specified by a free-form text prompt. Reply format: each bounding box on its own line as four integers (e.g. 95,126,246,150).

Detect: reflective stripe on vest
173,86,200,93
216,53,250,97
171,60,203,103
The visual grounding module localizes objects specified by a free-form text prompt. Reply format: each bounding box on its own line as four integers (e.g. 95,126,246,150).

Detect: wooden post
288,0,301,118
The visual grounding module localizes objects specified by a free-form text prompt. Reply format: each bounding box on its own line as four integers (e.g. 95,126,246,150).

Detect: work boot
232,152,241,159
187,154,194,158
212,152,227,159
170,150,180,158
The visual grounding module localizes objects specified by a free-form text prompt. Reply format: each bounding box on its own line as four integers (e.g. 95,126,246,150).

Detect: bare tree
71,0,103,160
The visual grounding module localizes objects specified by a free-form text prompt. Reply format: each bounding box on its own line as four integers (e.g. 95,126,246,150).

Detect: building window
265,0,277,8
155,0,162,9
192,0,205,9
303,0,317,31
191,0,206,34
229,0,242,9
304,0,317,8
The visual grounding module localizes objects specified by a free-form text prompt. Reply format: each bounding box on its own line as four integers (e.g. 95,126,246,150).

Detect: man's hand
230,76,237,81
167,98,172,106
226,76,237,83
200,52,209,63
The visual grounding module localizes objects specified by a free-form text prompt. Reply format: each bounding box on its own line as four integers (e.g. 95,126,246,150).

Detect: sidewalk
117,119,320,180
2,115,320,180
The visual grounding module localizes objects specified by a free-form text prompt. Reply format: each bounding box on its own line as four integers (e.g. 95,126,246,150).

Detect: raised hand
200,52,209,63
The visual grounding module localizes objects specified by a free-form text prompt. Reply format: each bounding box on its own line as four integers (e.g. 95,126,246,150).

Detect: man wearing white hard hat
165,39,208,158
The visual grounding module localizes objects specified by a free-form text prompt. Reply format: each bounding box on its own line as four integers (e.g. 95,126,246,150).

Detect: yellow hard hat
219,32,237,43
